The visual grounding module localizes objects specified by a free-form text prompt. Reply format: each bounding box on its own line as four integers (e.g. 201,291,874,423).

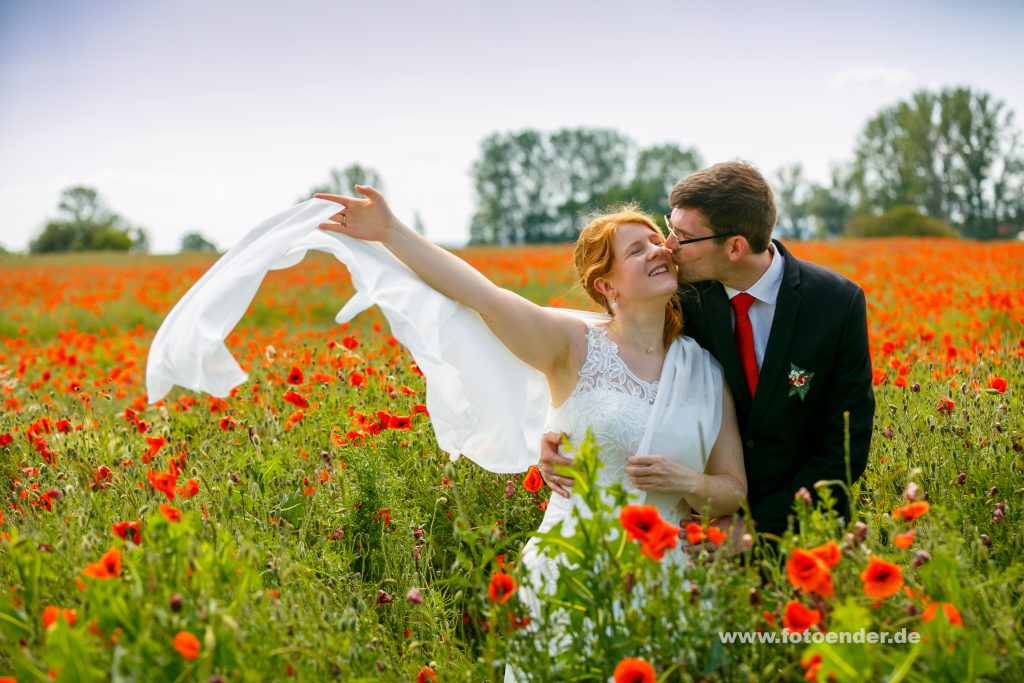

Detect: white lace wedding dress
506,324,722,682
522,322,721,576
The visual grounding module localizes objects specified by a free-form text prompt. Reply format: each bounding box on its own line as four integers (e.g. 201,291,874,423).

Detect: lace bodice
547,325,659,496
514,324,723,671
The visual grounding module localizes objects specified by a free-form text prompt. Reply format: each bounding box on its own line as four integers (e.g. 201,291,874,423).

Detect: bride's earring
610,293,619,311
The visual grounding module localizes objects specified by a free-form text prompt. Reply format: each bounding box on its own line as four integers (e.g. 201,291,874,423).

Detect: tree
547,128,632,239
469,128,700,244
804,165,855,238
773,163,814,239
180,232,219,252
130,227,150,254
302,164,384,202
29,186,145,253
470,130,560,244
599,143,702,217
851,87,1024,239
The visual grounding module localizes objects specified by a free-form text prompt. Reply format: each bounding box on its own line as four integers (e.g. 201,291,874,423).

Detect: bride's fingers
313,193,364,208
354,184,384,201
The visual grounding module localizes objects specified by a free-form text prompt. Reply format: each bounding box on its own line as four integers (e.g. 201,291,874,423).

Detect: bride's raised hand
315,185,400,243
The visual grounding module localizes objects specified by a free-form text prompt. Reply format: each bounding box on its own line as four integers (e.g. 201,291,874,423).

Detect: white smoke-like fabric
146,199,722,475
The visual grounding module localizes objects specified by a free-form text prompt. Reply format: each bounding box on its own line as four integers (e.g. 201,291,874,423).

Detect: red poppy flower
82,546,121,579
988,376,1007,393
706,526,727,546
341,336,359,350
786,547,834,597
145,436,166,460
416,667,437,683
349,371,366,388
389,415,412,430
147,470,177,500
893,529,916,549
178,478,200,500
219,415,237,431
860,555,904,599
639,521,679,561
892,501,930,521
0,433,12,447
937,397,955,414
620,505,664,544
684,522,707,545
801,652,823,682
508,612,530,630
159,503,183,523
922,601,963,627
783,600,822,633
112,520,142,545
523,466,544,493
809,540,842,568
488,571,516,604
283,390,309,408
286,366,304,384
173,631,201,660
613,657,656,683
283,410,305,431
41,606,76,629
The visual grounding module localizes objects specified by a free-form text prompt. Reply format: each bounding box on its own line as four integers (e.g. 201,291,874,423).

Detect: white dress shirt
723,243,785,370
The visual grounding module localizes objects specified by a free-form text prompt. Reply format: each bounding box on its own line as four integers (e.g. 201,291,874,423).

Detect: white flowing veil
146,199,606,473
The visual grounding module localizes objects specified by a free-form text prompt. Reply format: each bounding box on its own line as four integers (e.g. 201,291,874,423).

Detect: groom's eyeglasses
663,213,739,245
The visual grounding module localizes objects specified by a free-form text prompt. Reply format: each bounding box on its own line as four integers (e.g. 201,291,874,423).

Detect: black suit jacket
680,239,874,536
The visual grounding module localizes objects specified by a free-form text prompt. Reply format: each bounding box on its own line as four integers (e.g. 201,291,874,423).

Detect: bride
146,184,746,674
313,187,746,568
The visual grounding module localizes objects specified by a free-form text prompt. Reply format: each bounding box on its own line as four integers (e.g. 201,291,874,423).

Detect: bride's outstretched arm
315,186,580,380
626,383,747,518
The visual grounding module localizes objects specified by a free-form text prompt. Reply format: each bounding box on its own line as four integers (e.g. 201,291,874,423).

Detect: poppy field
1,238,1023,682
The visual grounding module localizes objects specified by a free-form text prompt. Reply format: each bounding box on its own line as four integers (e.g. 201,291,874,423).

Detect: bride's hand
625,455,700,494
315,185,401,243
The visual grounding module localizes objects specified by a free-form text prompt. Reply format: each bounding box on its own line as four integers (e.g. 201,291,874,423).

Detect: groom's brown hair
669,161,776,253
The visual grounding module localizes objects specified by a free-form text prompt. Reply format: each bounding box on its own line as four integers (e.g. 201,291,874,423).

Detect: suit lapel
703,281,754,418
748,240,802,428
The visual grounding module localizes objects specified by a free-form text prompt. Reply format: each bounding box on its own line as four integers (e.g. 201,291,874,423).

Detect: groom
539,161,875,537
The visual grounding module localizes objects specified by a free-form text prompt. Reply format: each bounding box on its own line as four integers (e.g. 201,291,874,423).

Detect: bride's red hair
573,206,684,349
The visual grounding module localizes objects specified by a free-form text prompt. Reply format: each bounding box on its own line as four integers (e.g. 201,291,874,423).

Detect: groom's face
665,208,729,283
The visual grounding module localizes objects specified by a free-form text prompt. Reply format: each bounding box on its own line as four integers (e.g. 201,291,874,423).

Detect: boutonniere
788,363,814,400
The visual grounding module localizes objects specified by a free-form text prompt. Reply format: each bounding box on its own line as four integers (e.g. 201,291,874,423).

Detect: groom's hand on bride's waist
539,431,574,499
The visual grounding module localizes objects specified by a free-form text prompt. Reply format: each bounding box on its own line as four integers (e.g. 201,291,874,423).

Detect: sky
1,0,1022,252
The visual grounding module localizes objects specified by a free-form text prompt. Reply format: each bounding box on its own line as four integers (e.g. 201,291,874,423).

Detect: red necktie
731,293,758,397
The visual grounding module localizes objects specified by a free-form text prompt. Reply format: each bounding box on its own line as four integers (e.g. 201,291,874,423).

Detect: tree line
18,85,1023,254
472,86,1023,243
771,87,1023,241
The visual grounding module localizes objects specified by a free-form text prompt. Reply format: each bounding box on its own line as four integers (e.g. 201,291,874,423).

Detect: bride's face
601,223,678,306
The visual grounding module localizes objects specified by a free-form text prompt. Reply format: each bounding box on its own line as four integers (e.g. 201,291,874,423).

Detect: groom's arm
750,287,874,534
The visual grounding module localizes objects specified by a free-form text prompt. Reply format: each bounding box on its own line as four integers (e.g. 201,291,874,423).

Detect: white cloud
828,67,914,89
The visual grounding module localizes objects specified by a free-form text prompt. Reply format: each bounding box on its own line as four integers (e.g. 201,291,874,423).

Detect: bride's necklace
608,323,660,355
